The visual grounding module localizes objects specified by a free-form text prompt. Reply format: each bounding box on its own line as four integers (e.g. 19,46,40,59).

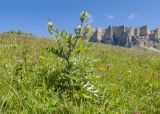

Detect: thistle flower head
75,25,82,35
80,11,88,22
84,24,91,33
48,21,53,27
48,21,54,34
106,64,111,69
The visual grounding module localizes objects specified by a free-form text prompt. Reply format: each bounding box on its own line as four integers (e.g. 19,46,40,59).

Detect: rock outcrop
90,25,160,50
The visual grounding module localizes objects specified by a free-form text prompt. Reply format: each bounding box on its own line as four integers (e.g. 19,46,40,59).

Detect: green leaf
48,28,54,34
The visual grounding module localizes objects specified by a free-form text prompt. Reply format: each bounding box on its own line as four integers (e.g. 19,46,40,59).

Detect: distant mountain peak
90,25,160,50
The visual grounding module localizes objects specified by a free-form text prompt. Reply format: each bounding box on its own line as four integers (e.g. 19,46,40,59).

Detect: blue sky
0,0,160,36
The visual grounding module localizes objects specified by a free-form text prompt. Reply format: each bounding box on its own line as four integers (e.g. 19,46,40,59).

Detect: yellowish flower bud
40,55,45,60
48,21,53,28
75,25,82,35
48,21,54,34
80,11,88,22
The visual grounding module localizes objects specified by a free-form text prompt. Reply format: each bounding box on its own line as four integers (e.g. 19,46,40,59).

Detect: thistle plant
83,23,95,41
47,11,88,70
14,38,31,79
47,11,99,100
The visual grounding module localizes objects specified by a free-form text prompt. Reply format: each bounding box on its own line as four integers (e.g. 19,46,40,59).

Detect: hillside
0,33,159,113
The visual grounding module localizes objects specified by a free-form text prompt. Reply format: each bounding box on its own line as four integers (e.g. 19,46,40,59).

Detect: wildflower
48,21,53,27
106,64,111,69
117,76,123,81
40,55,45,60
128,70,131,73
133,111,140,114
80,11,88,22
75,25,82,35
17,60,23,64
48,21,54,34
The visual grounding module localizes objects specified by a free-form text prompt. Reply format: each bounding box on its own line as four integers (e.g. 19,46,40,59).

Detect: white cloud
87,14,94,23
128,13,139,20
107,15,115,20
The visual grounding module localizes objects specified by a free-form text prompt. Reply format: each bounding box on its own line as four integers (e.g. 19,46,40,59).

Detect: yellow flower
40,55,45,60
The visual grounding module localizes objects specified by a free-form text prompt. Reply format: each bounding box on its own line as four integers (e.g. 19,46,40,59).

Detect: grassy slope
0,34,160,113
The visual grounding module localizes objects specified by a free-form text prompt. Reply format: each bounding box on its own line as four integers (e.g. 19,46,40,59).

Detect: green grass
0,33,160,114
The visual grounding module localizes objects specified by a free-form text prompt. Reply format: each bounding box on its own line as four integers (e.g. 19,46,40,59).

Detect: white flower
48,21,54,34
80,11,88,22
75,25,82,35
48,21,53,27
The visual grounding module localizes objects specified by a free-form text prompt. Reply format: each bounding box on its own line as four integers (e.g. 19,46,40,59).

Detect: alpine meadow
0,6,160,114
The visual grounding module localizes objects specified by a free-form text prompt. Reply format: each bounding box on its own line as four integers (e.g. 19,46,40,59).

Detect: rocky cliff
90,25,160,50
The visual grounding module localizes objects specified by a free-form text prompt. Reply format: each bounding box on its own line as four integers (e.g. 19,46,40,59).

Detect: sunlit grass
0,33,159,113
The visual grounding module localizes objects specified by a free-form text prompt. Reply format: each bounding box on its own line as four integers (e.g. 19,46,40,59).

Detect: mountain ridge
90,25,160,50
